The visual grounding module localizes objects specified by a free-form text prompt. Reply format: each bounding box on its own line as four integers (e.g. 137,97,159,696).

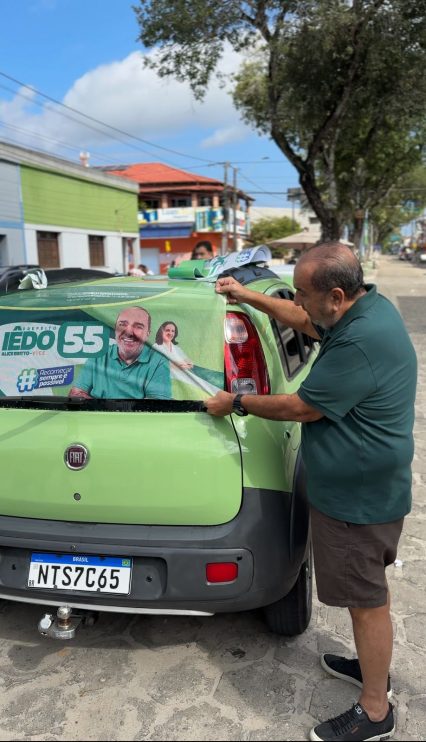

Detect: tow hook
38,605,97,639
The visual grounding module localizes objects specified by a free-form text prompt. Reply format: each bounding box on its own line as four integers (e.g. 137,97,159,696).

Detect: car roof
0,252,298,307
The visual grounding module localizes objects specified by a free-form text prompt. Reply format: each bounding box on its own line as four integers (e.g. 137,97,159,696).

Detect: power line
0,71,297,203
0,121,154,169
0,80,187,165
0,70,215,165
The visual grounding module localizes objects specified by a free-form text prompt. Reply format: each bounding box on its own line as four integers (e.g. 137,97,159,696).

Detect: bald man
205,243,417,742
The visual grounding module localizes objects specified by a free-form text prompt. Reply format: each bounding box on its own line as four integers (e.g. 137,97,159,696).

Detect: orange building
103,163,252,273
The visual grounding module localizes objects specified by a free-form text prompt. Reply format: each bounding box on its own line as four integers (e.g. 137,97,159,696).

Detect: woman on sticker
153,321,223,396
153,321,193,382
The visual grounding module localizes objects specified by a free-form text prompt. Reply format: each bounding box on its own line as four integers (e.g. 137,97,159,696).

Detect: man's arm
69,358,95,398
215,276,320,339
204,391,323,422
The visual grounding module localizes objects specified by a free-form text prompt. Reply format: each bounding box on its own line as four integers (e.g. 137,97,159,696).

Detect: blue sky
0,0,300,211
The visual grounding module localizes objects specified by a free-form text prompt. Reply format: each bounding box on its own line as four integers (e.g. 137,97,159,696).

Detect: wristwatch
232,393,248,416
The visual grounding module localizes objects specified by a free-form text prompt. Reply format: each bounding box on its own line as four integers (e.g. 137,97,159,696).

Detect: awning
140,223,194,239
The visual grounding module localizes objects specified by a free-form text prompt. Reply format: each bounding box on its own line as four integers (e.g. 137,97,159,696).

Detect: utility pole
232,167,239,251
221,162,229,255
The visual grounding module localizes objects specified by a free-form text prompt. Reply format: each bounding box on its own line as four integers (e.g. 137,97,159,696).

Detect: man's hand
69,387,93,399
204,391,234,416
215,276,253,304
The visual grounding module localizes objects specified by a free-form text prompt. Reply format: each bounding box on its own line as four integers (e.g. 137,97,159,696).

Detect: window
142,199,159,209
170,197,191,207
37,232,59,268
199,196,213,207
89,235,105,267
271,290,314,378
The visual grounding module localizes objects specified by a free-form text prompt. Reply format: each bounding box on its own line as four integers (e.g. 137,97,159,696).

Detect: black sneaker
321,654,392,699
310,702,395,741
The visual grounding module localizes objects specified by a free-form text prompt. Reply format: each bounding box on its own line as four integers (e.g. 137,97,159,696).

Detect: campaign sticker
16,365,74,393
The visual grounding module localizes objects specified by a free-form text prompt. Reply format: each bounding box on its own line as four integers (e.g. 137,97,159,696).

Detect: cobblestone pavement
0,255,424,741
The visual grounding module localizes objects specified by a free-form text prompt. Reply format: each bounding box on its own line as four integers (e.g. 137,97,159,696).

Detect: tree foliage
134,0,426,242
250,215,301,242
250,215,301,257
368,165,426,245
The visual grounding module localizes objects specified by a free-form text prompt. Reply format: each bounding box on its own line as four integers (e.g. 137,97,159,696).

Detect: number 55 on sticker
57,323,110,358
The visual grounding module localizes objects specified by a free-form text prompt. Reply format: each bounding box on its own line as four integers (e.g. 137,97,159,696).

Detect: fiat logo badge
64,444,89,470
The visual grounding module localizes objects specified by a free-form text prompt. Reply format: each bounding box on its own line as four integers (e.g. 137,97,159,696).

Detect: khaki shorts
310,506,404,608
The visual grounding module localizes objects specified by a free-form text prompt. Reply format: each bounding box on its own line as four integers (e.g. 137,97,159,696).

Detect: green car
0,253,317,638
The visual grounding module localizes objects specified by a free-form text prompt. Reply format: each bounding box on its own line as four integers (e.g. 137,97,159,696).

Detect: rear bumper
0,486,309,614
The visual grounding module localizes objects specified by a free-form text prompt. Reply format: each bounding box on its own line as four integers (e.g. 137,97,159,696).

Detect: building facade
0,142,139,274
102,163,252,273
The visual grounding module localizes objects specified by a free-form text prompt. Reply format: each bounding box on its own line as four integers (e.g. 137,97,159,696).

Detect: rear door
0,277,243,526
0,404,242,525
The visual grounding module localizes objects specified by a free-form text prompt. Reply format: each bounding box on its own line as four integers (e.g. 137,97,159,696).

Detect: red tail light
224,312,270,395
206,562,238,583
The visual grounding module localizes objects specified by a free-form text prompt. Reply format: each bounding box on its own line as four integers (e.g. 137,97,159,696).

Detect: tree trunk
271,129,343,243
352,218,364,253
299,171,342,242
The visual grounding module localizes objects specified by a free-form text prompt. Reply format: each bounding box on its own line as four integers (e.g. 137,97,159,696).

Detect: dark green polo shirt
297,285,417,524
76,343,171,399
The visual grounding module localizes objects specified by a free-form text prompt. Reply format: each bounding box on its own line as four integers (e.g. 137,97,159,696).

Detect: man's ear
330,287,345,307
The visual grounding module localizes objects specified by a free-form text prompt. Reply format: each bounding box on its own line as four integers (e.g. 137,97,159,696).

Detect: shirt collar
111,342,153,365
326,284,378,336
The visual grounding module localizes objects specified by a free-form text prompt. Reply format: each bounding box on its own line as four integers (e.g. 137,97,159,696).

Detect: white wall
136,248,160,274
60,231,88,269
250,206,315,230
24,229,38,264
25,224,138,273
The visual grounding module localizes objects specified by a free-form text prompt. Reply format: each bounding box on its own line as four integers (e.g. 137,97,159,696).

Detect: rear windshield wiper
0,396,207,412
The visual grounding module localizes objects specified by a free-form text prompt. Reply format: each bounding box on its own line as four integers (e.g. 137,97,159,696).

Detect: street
0,255,424,741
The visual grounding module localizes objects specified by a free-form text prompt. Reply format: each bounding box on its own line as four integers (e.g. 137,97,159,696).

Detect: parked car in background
0,266,118,293
0,257,316,639
398,246,413,261
413,248,426,266
0,264,40,293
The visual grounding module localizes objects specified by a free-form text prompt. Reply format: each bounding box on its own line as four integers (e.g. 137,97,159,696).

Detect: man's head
115,306,151,365
192,241,213,260
293,242,365,329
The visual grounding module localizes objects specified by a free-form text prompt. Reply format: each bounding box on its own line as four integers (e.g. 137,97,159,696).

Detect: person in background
139,264,154,275
191,241,214,260
205,242,417,742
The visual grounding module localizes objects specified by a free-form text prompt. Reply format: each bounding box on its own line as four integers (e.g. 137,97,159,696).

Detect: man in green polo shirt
70,306,171,399
205,243,417,742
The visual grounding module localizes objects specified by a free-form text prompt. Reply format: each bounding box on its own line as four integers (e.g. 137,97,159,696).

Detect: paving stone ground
0,255,424,741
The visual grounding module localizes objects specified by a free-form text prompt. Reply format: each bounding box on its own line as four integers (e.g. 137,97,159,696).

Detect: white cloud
201,125,248,149
0,46,250,160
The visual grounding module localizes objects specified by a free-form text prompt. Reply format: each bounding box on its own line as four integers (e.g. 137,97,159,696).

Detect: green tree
134,0,426,244
251,215,300,243
368,166,426,247
250,215,301,257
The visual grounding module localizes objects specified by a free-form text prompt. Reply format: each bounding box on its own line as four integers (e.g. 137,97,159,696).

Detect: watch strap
232,393,248,416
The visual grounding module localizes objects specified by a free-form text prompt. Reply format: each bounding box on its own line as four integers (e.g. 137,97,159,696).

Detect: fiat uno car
0,254,317,638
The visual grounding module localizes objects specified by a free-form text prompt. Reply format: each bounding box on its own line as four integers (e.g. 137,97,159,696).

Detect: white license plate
28,553,132,594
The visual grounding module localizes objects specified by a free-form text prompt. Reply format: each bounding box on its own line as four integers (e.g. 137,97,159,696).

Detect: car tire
263,543,313,636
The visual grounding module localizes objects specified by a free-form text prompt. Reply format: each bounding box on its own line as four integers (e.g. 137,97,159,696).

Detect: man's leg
349,590,392,721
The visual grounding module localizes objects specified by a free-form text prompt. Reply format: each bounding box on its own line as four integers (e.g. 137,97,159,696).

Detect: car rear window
0,278,225,404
